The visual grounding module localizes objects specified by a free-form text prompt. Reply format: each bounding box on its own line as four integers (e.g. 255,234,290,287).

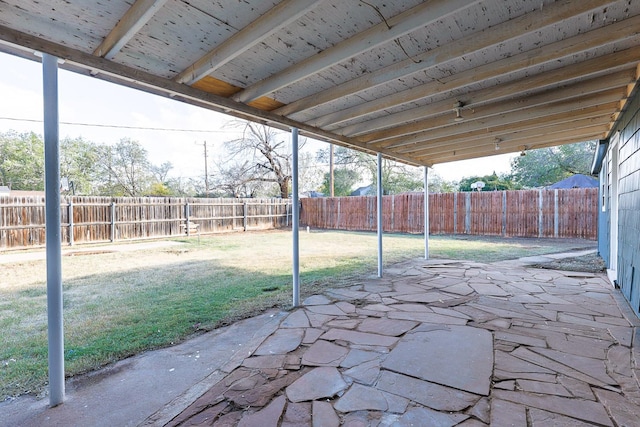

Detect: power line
0,116,232,133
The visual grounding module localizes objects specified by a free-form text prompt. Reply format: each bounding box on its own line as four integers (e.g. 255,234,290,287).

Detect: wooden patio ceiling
0,0,638,166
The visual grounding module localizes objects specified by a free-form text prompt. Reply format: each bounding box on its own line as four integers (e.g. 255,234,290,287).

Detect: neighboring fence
0,196,292,250
301,188,598,240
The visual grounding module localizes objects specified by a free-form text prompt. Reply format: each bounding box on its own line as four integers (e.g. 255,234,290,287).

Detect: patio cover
0,0,639,166
1,0,640,408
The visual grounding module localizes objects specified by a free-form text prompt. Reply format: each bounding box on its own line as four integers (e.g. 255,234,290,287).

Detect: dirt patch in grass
530,253,606,274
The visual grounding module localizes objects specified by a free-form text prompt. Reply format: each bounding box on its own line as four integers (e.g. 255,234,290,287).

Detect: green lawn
0,230,594,399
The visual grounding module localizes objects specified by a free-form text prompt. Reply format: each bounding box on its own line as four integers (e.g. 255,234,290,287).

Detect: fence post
465,192,471,234
554,189,559,238
232,201,236,230
453,192,458,234
337,198,341,229
243,201,248,231
538,189,543,238
185,202,191,236
286,201,289,227
110,201,116,242
391,195,395,232
68,199,74,246
502,191,507,237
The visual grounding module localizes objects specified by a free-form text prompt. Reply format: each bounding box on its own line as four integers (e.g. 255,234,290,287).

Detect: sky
0,51,516,183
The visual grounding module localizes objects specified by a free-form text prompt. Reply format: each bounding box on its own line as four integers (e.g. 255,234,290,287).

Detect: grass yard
0,230,595,399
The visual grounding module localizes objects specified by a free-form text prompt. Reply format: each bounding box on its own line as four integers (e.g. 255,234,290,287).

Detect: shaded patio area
3,255,639,426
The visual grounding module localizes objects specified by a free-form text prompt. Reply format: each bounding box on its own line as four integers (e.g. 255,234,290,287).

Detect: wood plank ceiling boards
1,0,638,166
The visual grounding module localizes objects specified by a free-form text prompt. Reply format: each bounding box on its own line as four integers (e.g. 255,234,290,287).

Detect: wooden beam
399,116,612,156
174,0,321,85
364,90,624,148
93,0,168,60
424,130,607,165
233,0,479,103
376,102,619,152
411,123,610,160
276,0,619,118
327,43,640,134
0,25,421,167
338,69,635,137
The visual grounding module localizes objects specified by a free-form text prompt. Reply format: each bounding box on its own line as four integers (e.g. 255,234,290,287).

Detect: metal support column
291,128,300,307
424,166,429,260
377,153,383,278
43,53,64,407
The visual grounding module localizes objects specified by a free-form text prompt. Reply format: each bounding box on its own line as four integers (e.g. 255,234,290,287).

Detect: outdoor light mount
453,101,464,122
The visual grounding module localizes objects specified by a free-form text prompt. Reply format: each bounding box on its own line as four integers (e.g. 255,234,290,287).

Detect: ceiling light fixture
494,138,502,151
453,101,464,122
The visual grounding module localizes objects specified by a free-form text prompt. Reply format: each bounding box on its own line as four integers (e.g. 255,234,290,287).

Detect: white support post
43,53,65,407
292,128,300,307
377,153,383,278
424,166,429,260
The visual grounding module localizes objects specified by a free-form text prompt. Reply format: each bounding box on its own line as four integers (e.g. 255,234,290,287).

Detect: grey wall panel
611,88,640,317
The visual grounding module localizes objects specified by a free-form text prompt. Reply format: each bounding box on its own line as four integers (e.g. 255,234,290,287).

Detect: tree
0,131,45,190
96,138,153,196
320,168,360,196
213,159,264,198
60,136,100,195
458,173,517,191
316,146,423,195
427,171,457,193
510,141,596,188
223,122,302,198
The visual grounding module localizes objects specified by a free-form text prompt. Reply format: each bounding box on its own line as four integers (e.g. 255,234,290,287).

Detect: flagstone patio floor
3,257,639,426
152,258,640,426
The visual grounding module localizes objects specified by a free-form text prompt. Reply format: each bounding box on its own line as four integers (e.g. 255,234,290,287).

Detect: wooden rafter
339,68,635,139
93,0,168,60
1,0,638,167
277,0,618,119
364,90,623,151
233,0,480,103
315,16,640,131
174,0,321,85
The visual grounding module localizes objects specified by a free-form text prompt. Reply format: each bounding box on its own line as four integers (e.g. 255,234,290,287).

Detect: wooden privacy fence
0,196,292,250
301,188,598,240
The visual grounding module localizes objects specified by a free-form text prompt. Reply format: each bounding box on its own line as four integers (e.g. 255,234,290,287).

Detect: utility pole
329,143,334,197
199,141,209,197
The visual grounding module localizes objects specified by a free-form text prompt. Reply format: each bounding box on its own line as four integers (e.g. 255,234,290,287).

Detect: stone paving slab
5,255,638,426
152,257,639,426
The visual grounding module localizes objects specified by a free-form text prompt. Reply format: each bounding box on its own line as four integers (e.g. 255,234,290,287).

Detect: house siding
602,87,640,318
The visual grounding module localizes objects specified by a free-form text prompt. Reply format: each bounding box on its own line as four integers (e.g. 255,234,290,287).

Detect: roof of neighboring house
0,190,46,198
350,186,374,196
548,174,599,189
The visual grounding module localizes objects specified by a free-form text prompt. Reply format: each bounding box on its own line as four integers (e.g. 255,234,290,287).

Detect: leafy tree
510,141,596,188
60,136,100,195
320,168,360,196
316,146,423,195
459,173,517,191
146,182,172,196
427,171,457,193
95,138,153,196
150,161,173,184
0,131,44,190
